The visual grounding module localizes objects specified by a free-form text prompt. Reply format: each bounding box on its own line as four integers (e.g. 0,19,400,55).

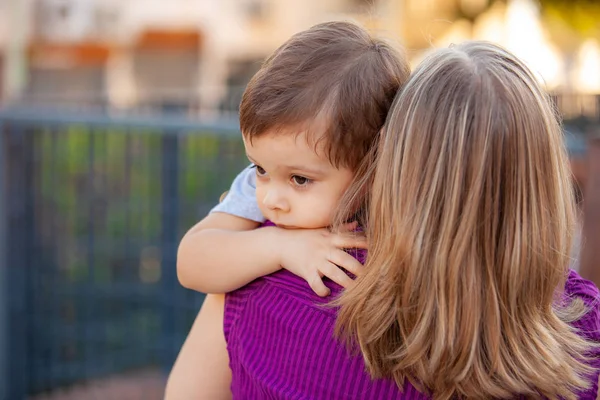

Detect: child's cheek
255,187,267,213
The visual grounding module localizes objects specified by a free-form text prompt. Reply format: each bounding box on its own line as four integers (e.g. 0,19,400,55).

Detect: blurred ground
28,369,166,400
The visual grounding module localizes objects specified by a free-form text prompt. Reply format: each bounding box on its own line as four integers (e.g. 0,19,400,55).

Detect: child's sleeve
210,165,265,223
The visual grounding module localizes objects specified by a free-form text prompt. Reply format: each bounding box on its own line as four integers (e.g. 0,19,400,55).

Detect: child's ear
219,191,229,203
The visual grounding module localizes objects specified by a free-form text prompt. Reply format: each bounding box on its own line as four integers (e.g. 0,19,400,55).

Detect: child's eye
291,175,311,187
251,164,267,177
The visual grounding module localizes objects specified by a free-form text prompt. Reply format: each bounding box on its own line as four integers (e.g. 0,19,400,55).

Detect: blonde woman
336,41,600,399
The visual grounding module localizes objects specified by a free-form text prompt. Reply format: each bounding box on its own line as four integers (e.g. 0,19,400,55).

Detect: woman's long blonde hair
336,41,593,399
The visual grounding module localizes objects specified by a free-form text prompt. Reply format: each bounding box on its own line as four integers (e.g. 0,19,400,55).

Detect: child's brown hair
239,21,410,171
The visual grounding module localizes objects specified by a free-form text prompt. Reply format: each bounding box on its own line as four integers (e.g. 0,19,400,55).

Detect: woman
169,41,600,399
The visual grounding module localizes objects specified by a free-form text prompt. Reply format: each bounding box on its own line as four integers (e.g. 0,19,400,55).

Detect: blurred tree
538,0,600,42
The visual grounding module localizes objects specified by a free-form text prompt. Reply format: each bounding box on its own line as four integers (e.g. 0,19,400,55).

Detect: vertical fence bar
4,124,34,400
85,127,96,380
48,128,59,388
123,132,134,368
160,131,179,372
22,126,35,400
28,127,41,392
0,121,8,400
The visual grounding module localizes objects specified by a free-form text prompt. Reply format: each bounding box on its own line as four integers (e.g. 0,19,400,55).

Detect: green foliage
539,0,600,39
35,124,246,285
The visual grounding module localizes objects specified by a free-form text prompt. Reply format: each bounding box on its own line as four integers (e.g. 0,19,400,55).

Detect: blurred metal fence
0,109,246,400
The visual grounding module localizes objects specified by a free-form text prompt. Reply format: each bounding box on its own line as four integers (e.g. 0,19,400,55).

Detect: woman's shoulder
566,269,600,304
564,270,600,400
565,269,600,340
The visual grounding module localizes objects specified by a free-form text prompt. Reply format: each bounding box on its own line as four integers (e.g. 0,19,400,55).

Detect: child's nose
263,189,290,212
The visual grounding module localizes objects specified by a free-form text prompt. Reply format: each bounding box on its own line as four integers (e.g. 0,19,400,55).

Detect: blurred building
1,0,599,114
1,0,395,114
2,0,489,114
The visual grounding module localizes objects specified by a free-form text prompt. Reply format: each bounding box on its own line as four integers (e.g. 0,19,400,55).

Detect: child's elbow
176,261,194,290
176,259,192,289
176,231,228,293
176,240,204,291
176,261,211,293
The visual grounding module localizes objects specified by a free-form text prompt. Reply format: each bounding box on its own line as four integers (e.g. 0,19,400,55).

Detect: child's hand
276,224,367,297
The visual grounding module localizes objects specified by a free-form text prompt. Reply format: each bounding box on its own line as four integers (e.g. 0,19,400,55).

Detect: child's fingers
338,221,358,233
327,250,363,277
333,233,368,250
319,261,355,288
308,273,331,297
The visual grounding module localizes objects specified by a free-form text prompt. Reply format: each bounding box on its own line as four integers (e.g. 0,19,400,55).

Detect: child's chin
274,223,301,230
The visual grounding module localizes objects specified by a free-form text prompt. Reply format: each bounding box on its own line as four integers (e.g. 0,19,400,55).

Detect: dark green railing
0,109,247,400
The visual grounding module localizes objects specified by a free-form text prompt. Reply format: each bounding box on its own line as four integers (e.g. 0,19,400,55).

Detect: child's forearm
177,224,282,293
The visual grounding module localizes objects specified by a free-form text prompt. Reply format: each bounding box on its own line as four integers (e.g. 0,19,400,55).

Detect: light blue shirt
210,165,265,222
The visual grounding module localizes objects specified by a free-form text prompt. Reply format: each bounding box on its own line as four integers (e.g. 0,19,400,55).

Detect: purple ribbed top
224,224,600,399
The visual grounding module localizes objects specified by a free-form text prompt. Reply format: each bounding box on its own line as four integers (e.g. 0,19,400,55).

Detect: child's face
244,131,354,229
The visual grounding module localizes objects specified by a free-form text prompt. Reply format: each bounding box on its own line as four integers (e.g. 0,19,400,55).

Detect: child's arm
178,215,365,295
164,294,230,400
177,167,367,296
177,165,275,292
177,212,281,292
